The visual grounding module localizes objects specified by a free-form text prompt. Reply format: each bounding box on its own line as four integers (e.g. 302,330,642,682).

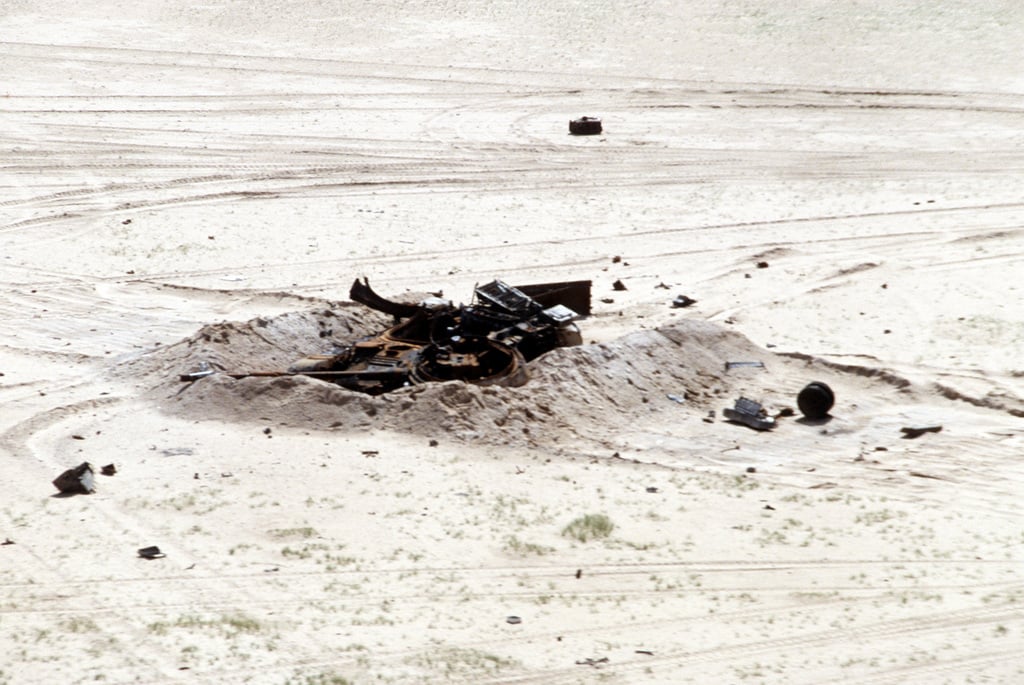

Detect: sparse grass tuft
285,671,351,685
408,646,518,678
562,514,614,542
503,535,554,556
147,612,263,637
61,616,99,634
269,527,319,539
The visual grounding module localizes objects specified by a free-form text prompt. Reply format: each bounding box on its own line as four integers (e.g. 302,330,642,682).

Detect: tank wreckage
181,278,591,395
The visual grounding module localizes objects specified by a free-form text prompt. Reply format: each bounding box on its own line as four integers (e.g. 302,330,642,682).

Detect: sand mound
127,304,865,446
119,301,391,382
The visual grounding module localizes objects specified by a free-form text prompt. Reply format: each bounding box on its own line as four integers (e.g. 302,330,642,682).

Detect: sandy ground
2,2,1024,683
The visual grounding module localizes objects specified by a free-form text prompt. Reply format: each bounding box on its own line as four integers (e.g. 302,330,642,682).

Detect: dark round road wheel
569,116,602,135
797,381,834,420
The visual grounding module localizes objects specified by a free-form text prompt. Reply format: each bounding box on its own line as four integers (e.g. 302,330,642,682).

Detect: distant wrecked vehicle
182,278,591,395
569,116,602,135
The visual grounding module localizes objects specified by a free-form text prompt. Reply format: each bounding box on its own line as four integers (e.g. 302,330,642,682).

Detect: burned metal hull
286,278,590,394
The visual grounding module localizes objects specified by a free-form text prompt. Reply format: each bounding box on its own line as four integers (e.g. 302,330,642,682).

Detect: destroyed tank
284,278,591,395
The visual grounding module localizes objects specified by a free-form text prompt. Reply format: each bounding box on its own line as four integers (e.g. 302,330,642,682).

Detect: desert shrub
562,514,614,542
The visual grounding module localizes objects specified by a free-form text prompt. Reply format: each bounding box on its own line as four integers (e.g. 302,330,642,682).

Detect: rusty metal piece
349,277,421,319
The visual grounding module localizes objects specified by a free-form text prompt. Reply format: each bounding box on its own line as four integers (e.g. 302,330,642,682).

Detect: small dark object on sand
797,382,835,420
672,295,697,308
612,279,627,291
723,397,776,431
138,546,165,559
725,361,765,371
569,116,602,135
901,424,942,439
53,463,96,494
101,464,117,476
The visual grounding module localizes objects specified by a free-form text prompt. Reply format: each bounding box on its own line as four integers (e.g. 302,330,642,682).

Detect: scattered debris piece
138,546,165,559
723,398,776,431
909,471,947,480
179,360,215,382
703,410,715,424
71,434,85,440
2,538,14,546
775,407,795,418
612,279,627,291
362,450,379,458
635,650,654,656
672,294,697,308
53,463,96,494
645,486,659,493
763,504,775,511
655,282,670,290
569,116,603,135
506,616,522,625
576,657,609,668
746,466,757,473
600,297,614,304
575,569,582,579
100,464,117,476
901,424,942,439
756,261,769,269
612,255,621,263
428,439,438,447
797,382,835,420
666,393,685,404
725,361,764,371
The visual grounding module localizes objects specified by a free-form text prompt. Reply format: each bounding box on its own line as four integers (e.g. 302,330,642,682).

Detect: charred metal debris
181,278,591,395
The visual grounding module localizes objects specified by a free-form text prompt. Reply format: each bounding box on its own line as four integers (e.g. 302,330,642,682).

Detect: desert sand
2,2,1023,683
